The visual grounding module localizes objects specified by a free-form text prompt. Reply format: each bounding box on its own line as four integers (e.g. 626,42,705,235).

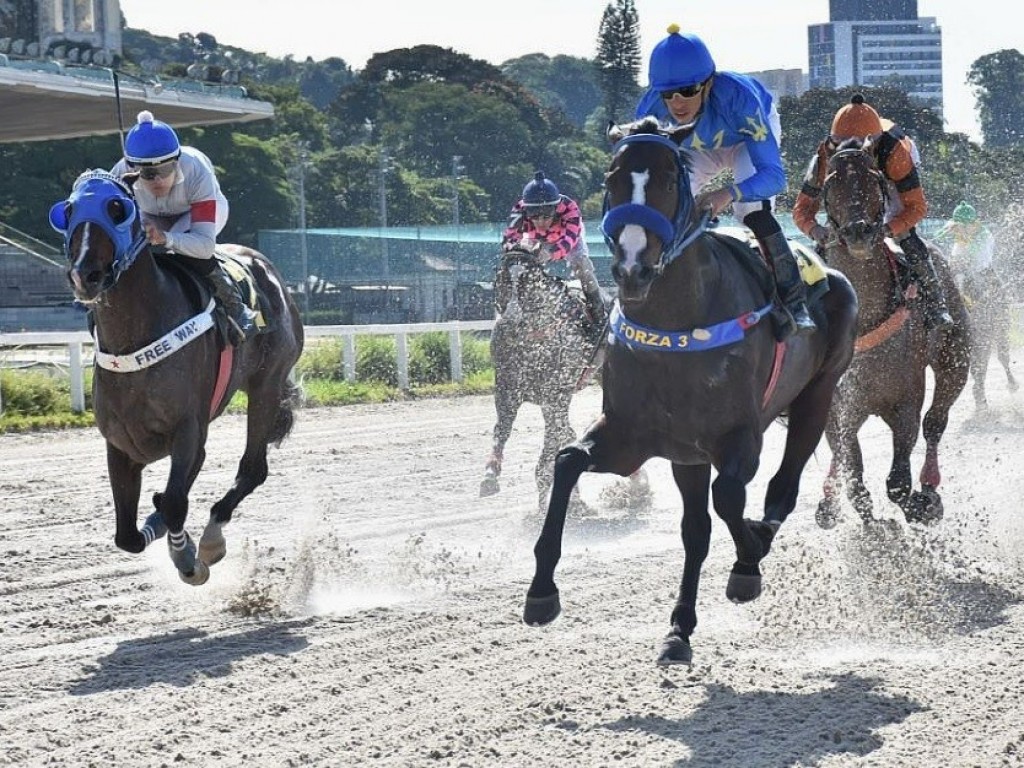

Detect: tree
967,49,1024,148
595,0,642,127
501,54,603,131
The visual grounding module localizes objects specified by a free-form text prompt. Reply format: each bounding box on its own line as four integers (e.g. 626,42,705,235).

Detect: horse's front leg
524,414,632,626
162,425,208,586
537,397,577,512
480,379,521,497
108,443,148,554
658,463,712,666
881,402,919,519
711,427,771,603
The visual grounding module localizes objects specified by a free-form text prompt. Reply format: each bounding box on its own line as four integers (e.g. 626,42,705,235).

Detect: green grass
0,348,495,434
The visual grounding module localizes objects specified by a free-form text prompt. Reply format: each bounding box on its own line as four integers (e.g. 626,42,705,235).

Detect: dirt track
2,367,1024,767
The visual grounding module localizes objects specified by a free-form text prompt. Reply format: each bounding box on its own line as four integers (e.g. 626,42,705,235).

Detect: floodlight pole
378,147,390,284
452,155,463,318
296,143,311,320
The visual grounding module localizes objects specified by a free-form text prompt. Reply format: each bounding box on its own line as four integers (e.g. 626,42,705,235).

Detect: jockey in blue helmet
635,24,816,339
111,111,256,344
502,171,608,328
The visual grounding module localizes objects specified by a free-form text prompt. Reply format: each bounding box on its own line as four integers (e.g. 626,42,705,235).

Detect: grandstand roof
0,57,273,143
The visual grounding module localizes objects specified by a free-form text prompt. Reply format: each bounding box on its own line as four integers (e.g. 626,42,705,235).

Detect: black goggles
134,161,178,180
525,204,557,219
660,82,705,100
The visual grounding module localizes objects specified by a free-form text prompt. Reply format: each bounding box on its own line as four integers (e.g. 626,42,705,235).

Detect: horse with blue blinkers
522,119,859,664
49,170,303,585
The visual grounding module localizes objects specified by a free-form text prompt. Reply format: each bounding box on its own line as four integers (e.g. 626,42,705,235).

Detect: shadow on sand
69,619,312,695
602,672,924,767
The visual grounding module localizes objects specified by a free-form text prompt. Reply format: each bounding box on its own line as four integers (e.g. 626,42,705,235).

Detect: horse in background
815,139,970,527
956,269,1018,408
49,170,304,585
481,244,603,511
523,119,858,665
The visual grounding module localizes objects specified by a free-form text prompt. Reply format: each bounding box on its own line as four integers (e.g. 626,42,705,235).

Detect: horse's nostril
85,270,104,286
637,265,654,283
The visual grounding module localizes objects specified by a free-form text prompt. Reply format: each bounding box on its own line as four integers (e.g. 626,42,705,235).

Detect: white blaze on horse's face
617,169,650,272
68,222,93,296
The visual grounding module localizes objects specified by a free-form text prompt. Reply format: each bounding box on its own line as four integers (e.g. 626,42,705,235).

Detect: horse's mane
615,116,694,174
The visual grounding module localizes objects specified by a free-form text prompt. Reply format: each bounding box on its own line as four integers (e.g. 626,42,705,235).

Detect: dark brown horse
481,244,602,510
522,119,858,664
814,140,970,527
49,170,304,584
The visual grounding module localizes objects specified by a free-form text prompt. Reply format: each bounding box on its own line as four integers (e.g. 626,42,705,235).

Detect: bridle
821,147,888,248
600,132,710,275
49,170,148,293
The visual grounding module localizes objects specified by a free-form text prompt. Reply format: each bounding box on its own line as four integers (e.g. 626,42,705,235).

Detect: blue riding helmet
647,23,715,91
523,171,560,207
123,110,181,166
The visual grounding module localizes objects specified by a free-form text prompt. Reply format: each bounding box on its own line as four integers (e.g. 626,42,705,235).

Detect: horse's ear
607,121,625,144
48,201,70,233
121,170,140,186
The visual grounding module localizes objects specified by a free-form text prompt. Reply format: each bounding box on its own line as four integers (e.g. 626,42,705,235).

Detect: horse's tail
269,373,304,447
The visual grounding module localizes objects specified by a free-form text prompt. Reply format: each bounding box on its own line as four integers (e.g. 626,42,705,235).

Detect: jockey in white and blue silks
110,110,256,345
635,23,815,338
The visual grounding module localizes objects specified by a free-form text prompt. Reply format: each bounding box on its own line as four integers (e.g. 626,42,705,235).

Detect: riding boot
901,234,954,330
760,231,817,338
206,264,258,345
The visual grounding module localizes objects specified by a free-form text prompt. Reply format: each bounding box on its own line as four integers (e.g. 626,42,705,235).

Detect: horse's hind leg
659,463,712,666
481,381,521,497
161,425,210,585
710,426,770,603
971,337,991,408
202,376,298,565
996,323,1018,391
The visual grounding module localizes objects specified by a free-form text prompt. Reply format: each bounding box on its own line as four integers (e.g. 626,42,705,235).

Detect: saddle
707,227,831,337
154,250,272,347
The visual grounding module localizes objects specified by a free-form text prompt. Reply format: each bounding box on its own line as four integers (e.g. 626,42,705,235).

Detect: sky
118,0,1018,142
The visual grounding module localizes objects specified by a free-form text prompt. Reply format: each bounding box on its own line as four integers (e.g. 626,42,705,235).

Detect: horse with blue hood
49,169,303,585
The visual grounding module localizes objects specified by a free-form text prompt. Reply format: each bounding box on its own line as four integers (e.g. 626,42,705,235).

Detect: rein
600,133,710,273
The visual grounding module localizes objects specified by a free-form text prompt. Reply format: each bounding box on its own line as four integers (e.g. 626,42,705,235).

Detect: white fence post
343,333,356,382
68,342,85,413
449,328,464,382
396,332,409,390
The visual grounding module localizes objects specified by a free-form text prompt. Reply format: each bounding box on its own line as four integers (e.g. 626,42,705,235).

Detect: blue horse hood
49,170,143,263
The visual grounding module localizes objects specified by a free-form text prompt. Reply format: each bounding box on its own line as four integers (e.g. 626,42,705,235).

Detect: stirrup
790,303,817,335
926,308,954,330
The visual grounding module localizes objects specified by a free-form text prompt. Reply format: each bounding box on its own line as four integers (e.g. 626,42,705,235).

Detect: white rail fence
0,320,496,414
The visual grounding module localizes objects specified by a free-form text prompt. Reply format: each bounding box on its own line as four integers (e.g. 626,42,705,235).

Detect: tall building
808,1,943,114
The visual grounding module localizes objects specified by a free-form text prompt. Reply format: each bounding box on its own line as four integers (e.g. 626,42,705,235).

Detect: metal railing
0,320,495,414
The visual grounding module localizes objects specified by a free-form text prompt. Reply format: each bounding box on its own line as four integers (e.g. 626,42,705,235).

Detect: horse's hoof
479,475,499,497
179,559,210,586
198,532,226,566
815,498,840,529
726,567,762,603
523,591,561,626
656,634,692,666
140,511,168,546
905,488,943,524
